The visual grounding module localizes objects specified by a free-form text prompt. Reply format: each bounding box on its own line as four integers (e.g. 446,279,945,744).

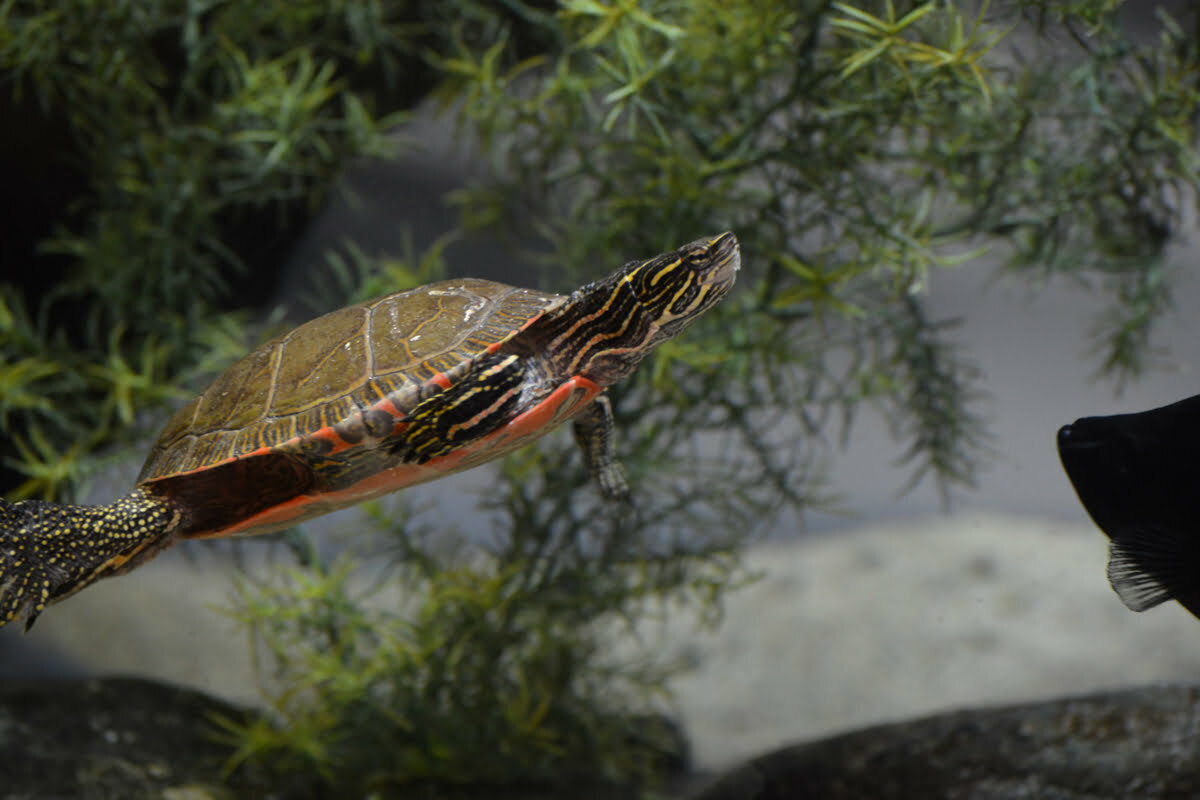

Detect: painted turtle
0,233,739,629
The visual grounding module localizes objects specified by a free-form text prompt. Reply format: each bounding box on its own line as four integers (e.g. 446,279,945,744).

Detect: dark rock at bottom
687,685,1200,800
0,676,686,800
5,678,1200,799
0,677,277,800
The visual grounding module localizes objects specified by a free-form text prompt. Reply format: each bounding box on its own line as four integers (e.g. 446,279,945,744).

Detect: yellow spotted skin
0,489,177,630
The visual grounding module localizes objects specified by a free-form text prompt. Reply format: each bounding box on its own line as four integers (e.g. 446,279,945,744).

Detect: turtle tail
0,488,179,631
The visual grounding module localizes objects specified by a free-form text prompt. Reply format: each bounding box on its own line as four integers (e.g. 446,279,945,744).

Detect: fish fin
1108,540,1175,612
1106,525,1200,619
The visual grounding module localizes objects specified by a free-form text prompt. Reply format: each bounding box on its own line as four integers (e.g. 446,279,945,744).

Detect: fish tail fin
0,490,178,631
1106,524,1200,620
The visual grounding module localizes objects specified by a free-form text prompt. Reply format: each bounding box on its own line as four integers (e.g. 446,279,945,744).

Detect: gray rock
688,685,1200,800
8,678,1200,799
0,677,281,800
0,676,686,800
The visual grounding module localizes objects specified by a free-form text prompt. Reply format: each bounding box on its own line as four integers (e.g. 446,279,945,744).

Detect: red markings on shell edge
307,426,350,455
486,306,548,355
186,377,604,539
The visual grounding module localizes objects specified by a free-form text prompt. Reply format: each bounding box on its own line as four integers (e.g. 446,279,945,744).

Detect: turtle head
621,231,740,342
557,232,739,386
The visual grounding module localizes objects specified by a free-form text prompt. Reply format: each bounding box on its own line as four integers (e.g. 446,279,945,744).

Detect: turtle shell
137,278,602,539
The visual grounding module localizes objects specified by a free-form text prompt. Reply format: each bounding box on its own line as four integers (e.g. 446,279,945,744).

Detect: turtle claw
0,499,49,631
573,395,636,503
597,461,631,504
0,585,41,633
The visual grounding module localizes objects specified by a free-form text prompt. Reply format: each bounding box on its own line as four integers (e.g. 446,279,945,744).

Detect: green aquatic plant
219,498,735,796
4,0,1200,797
0,0,415,500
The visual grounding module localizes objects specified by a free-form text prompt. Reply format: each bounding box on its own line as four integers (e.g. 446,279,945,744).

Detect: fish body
1057,393,1200,620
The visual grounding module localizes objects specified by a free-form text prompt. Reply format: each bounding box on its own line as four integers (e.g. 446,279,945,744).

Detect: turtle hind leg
0,499,34,626
0,489,178,630
572,395,630,502
398,352,526,464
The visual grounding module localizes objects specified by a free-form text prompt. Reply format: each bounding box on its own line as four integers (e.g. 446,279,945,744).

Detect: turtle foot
0,491,178,631
0,498,50,631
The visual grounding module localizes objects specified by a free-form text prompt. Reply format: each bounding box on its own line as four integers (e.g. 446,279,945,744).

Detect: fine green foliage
0,0,413,499
218,498,735,797
440,0,1200,502
5,1,1200,798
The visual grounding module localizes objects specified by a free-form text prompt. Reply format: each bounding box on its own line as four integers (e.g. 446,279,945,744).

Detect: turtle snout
702,232,740,287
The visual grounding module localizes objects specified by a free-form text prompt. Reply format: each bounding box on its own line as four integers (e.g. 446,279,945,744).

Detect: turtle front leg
0,488,178,630
572,395,630,501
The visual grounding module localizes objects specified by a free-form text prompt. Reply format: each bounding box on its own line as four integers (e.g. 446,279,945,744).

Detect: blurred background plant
2,0,1198,797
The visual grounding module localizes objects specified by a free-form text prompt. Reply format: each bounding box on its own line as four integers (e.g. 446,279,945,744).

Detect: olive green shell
139,279,562,483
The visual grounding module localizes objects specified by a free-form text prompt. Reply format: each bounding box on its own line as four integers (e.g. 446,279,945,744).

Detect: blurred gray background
5,1,1200,773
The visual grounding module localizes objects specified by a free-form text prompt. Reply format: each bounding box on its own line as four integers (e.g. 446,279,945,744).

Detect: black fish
1057,393,1200,620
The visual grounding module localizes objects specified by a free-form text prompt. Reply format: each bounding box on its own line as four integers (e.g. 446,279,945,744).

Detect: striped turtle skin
0,232,740,629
